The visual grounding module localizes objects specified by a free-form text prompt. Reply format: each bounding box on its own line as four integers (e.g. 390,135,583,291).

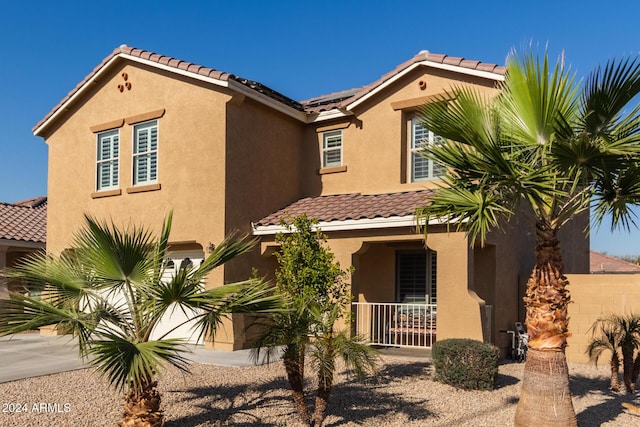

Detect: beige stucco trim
390,91,454,111
252,215,452,235
347,61,503,111
126,183,161,194
91,189,122,199
316,121,351,133
89,119,125,133
318,165,347,175
125,109,166,125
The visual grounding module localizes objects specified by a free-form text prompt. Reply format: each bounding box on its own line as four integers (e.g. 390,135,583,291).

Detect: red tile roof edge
0,197,47,243
302,50,505,113
34,46,505,131
590,250,640,274
254,190,434,227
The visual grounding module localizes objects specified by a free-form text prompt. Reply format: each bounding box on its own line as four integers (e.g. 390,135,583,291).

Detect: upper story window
410,117,444,182
96,129,119,191
322,130,342,168
133,120,158,186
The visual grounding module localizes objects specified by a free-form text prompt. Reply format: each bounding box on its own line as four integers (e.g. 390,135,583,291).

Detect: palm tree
612,314,640,393
252,295,314,424
0,213,281,427
587,317,622,392
417,50,640,426
252,215,379,426
307,302,379,427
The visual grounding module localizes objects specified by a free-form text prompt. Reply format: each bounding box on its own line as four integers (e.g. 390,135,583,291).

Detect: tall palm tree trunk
283,348,311,425
515,224,577,427
120,378,163,427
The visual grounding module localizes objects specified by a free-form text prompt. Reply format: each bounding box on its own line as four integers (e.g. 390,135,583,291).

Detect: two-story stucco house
33,45,589,352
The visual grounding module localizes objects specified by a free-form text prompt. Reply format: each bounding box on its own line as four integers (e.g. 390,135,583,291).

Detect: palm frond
75,215,155,289
581,56,640,138
416,184,514,246
186,280,283,343
87,335,190,392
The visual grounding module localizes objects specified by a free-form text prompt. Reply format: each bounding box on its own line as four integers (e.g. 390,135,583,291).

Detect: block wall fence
565,274,640,364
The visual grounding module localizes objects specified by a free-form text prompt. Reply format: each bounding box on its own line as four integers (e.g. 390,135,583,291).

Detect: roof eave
227,79,307,122
34,51,309,137
0,238,45,248
252,215,454,235
345,61,504,112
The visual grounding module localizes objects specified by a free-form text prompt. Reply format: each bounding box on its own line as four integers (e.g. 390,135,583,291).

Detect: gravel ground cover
1,356,639,426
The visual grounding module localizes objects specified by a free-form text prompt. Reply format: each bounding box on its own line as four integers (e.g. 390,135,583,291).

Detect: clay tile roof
33,45,304,134
590,251,640,274
0,197,47,243
254,190,434,227
35,46,505,131
301,50,505,114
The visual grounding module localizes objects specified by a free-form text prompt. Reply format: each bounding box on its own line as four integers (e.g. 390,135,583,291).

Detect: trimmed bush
432,338,500,390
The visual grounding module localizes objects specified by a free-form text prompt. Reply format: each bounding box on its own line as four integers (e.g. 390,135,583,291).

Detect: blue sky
1,0,639,256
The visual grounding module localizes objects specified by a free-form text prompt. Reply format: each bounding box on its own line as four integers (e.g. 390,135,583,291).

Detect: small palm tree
0,213,281,427
252,215,379,427
253,295,314,423
587,315,640,393
307,302,379,427
614,314,640,393
587,318,622,392
417,49,640,426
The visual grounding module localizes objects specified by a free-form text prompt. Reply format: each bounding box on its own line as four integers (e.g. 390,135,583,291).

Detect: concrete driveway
0,334,85,383
0,333,278,383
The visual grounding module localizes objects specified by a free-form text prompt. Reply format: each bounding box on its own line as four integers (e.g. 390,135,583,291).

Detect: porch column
427,232,485,342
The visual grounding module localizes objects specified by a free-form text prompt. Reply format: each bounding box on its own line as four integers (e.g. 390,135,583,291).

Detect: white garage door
150,250,205,344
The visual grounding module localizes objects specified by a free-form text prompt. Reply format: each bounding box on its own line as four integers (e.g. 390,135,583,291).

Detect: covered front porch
252,191,504,351
348,233,496,349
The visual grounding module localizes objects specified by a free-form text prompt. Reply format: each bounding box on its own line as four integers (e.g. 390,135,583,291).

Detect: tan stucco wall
42,59,306,349
302,68,500,197
45,61,231,260
565,274,640,364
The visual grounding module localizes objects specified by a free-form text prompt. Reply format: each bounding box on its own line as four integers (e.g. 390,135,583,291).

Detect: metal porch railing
352,302,436,348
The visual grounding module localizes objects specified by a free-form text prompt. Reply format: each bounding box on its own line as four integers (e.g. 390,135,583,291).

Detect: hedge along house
34,46,589,352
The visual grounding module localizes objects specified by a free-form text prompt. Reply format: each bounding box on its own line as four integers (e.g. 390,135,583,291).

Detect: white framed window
133,120,158,186
322,130,342,168
396,249,437,304
410,117,444,182
96,129,119,191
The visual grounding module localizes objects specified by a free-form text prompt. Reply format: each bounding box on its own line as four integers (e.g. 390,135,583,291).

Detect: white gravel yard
1,356,639,426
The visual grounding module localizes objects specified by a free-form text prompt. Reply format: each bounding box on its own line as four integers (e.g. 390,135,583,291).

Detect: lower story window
396,249,437,304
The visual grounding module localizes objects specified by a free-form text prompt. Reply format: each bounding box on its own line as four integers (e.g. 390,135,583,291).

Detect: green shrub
432,338,500,390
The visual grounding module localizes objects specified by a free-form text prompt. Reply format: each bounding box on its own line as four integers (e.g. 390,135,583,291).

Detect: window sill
126,183,161,194
91,189,122,199
318,165,347,175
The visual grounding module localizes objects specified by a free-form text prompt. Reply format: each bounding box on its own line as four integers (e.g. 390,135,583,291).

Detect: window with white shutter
96,129,119,191
133,120,158,186
322,130,342,168
410,117,444,182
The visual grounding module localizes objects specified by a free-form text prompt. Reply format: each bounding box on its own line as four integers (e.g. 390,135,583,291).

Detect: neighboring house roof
590,250,640,274
253,190,434,235
34,46,505,135
0,198,47,244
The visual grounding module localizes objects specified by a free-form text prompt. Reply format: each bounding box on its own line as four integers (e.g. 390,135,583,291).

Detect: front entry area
352,243,437,348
